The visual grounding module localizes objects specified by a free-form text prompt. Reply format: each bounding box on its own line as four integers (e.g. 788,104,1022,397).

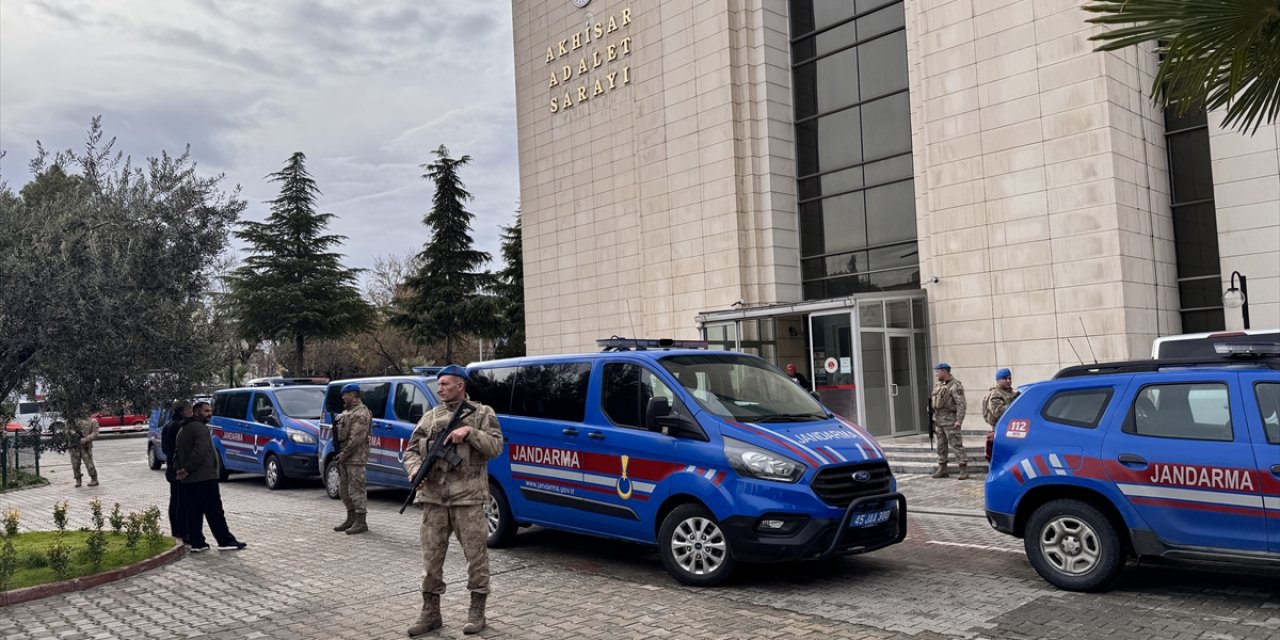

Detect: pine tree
393,145,495,364
494,210,525,358
227,152,372,374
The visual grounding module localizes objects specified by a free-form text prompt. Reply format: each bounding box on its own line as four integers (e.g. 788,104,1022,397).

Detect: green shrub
0,537,15,591
46,537,71,580
142,506,164,551
2,508,18,537
85,499,107,570
52,500,68,533
109,503,124,534
124,513,143,550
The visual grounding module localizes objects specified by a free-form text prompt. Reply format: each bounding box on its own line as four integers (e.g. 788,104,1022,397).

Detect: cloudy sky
0,0,519,276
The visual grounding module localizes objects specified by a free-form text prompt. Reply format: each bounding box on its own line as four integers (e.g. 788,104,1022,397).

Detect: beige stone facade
512,0,1280,427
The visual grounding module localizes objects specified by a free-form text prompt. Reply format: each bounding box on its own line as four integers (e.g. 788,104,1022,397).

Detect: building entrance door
809,311,857,423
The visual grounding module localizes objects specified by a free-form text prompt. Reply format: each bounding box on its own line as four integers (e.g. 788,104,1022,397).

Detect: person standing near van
982,368,1018,428
404,365,502,636
930,363,969,480
70,416,100,487
332,383,372,535
174,401,246,552
161,400,193,540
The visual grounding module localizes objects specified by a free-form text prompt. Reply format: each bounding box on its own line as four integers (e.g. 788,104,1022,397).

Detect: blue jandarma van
208,386,326,489
316,376,439,499
472,338,906,586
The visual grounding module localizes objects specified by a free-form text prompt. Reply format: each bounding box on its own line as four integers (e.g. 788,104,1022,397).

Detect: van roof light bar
597,337,710,352
1214,342,1280,357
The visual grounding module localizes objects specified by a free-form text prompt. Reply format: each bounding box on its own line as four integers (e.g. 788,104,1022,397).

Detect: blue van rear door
1100,372,1268,551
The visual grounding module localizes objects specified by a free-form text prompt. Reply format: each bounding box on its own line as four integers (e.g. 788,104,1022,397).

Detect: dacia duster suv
985,343,1280,591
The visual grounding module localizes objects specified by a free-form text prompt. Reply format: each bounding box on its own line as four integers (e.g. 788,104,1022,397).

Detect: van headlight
288,429,316,444
723,436,805,483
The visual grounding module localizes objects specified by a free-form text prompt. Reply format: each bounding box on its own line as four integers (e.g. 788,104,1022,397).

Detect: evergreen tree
393,145,494,364
226,152,372,375
494,210,525,358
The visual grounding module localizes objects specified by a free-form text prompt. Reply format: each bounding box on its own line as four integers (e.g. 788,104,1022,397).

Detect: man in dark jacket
174,401,246,552
160,400,192,541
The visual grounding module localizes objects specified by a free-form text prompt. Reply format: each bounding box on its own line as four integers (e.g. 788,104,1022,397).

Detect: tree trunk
294,334,305,376
445,332,454,365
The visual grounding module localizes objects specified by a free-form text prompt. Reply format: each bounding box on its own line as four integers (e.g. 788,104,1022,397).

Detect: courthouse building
510,0,1280,436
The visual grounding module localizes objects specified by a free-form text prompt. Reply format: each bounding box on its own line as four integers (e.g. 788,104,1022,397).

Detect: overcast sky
0,0,519,277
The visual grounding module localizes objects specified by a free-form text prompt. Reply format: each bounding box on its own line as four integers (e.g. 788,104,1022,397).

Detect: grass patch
0,469,50,492
2,530,171,591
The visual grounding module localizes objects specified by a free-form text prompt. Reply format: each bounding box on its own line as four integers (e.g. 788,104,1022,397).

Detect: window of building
1040,389,1113,428
1128,383,1233,441
791,0,918,300
1163,105,1225,333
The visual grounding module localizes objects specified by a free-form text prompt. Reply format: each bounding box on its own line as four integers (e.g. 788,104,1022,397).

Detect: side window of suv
1040,388,1112,428
1255,382,1280,445
1129,383,1232,442
601,362,677,429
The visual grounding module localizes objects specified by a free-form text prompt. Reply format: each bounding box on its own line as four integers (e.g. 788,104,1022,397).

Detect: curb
0,538,187,608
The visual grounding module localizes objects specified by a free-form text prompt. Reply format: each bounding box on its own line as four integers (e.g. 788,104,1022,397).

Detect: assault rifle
398,401,474,514
926,403,936,450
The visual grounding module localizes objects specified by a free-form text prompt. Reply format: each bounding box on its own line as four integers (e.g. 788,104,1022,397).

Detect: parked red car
91,410,150,431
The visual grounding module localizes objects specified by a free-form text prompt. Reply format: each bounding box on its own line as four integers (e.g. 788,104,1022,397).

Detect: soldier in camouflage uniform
403,365,502,637
71,417,100,487
333,383,373,535
930,363,969,480
982,368,1018,429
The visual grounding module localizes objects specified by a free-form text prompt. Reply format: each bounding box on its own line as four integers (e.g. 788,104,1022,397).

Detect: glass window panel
1163,104,1206,131
793,37,816,62
1178,277,1224,309
1254,382,1280,444
800,192,867,256
512,363,592,423
868,243,918,272
1180,308,1225,334
811,0,858,33
861,92,911,159
858,30,909,98
887,300,912,332
1042,389,1113,428
813,20,858,58
867,265,920,291
815,48,860,112
863,153,913,187
468,367,517,415
1167,130,1216,204
859,301,884,327
856,3,905,42
800,166,864,200
1172,203,1221,278
793,59,818,120
857,0,897,12
1130,383,1233,441
865,180,917,245
803,106,862,172
911,298,925,329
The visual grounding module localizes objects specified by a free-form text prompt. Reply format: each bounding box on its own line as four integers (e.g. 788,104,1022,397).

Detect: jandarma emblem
573,0,590,7
852,471,872,482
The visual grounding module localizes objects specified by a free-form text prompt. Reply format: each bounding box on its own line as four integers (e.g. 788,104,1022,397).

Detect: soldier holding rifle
403,365,503,636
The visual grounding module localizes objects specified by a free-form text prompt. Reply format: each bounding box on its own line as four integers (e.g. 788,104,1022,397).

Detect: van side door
1100,372,1267,552
351,382,393,486
386,380,436,488
1241,373,1280,552
211,391,253,471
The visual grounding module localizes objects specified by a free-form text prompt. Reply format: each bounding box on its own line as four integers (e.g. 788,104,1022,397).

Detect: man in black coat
174,401,246,552
160,400,192,541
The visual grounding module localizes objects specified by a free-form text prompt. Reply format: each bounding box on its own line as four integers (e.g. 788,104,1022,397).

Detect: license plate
850,508,893,528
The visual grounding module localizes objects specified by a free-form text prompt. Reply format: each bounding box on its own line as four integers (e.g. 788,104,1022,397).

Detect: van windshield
274,388,324,420
659,354,827,422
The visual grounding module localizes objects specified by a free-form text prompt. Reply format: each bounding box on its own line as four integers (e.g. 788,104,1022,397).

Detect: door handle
587,431,605,441
890,384,899,397
562,428,579,436
1118,454,1147,466
1271,464,1280,475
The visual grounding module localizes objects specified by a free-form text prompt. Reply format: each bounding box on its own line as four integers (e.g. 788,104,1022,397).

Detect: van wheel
324,460,341,500
1025,499,1124,592
264,454,286,490
147,444,162,470
485,483,517,548
659,504,735,587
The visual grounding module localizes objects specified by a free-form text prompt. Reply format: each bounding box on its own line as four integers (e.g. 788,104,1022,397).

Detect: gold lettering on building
541,7,634,113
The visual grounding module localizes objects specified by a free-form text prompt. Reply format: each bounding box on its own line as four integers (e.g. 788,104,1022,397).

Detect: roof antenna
624,298,639,340
1066,337,1085,366
1079,317,1098,364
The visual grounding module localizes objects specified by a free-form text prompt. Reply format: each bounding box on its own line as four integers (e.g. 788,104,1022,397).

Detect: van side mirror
645,397,672,433
409,404,425,423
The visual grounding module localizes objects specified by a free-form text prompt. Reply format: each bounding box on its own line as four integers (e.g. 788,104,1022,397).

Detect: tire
215,451,230,482
264,454,286,490
147,444,162,470
1024,499,1125,592
324,459,341,500
485,483,518,548
658,503,736,587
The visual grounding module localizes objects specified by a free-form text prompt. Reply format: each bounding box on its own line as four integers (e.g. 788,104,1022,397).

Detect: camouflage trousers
70,445,97,481
338,464,367,513
936,424,968,466
420,503,490,596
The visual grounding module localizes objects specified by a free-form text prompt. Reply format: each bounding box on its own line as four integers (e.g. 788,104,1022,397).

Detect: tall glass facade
790,0,919,300
1162,106,1225,332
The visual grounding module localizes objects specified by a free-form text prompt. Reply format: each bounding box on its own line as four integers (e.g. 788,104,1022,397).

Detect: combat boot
87,476,99,487
462,592,487,635
930,463,949,479
956,465,970,481
334,510,355,532
407,592,442,636
346,511,368,535
74,478,82,488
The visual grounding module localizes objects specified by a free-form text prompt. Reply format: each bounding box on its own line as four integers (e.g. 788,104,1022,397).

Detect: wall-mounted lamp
1222,270,1250,330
